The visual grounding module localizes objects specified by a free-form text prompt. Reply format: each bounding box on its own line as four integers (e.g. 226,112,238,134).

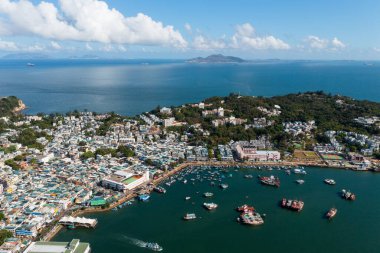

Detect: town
0,92,379,252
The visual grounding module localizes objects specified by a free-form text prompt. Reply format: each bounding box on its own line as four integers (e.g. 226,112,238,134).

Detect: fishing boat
237,212,264,226
326,208,338,219
203,202,218,210
219,183,229,189
293,168,307,175
236,204,255,213
281,198,304,212
341,189,356,200
324,179,336,185
259,175,280,187
295,179,305,184
203,192,214,198
138,194,150,202
144,242,163,252
153,186,166,194
183,213,197,220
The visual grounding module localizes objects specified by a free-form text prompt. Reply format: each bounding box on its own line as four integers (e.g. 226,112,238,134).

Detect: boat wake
122,235,163,251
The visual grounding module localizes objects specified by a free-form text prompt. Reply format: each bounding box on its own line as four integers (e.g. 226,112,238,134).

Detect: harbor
53,165,380,253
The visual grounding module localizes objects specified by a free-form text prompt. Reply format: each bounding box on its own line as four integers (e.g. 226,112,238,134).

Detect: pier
58,216,98,228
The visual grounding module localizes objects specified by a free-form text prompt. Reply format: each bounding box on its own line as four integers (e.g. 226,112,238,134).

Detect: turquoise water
1,60,380,115
54,167,380,253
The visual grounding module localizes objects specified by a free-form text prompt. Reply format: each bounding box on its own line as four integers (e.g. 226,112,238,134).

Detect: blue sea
0,59,379,115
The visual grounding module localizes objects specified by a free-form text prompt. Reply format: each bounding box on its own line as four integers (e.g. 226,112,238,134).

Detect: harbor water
54,166,380,253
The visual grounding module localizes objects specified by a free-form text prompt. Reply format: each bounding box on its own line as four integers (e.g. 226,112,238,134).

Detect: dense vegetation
155,92,380,150
0,230,12,245
0,96,20,117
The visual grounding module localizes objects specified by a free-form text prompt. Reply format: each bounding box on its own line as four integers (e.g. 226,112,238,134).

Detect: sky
0,0,379,59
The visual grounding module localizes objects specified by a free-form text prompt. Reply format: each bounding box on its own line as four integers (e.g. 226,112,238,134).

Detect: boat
67,224,75,229
26,63,35,67
138,194,150,202
259,175,280,187
244,175,253,179
324,179,336,185
183,179,187,184
295,179,305,184
219,183,229,189
293,168,307,175
203,192,214,198
341,189,356,200
185,196,191,200
237,212,264,226
183,213,197,220
144,242,163,252
326,208,338,219
281,198,304,212
236,204,255,213
203,202,218,210
154,186,166,194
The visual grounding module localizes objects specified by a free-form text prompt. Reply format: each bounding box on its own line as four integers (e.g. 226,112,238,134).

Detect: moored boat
324,179,336,185
326,208,338,219
295,179,305,184
341,189,356,200
293,168,307,175
138,194,150,202
259,175,280,187
153,186,166,194
281,198,304,212
183,213,197,220
203,202,218,210
219,183,229,189
203,192,214,198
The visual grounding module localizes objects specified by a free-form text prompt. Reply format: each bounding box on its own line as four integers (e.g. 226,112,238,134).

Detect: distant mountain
187,54,245,63
2,53,50,59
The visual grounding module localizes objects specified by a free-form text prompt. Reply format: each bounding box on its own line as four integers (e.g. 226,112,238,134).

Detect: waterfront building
102,170,150,191
24,239,90,253
235,144,281,161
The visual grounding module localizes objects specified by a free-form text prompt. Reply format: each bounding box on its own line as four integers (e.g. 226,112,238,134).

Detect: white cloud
374,47,380,53
185,23,192,32
331,37,346,49
85,43,93,51
0,38,18,51
306,36,329,49
306,36,346,50
192,35,226,50
231,23,290,50
0,0,187,47
118,45,127,52
50,41,61,50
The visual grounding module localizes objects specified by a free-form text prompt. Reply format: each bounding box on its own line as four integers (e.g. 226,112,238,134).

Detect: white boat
295,179,305,184
203,202,218,210
324,179,336,185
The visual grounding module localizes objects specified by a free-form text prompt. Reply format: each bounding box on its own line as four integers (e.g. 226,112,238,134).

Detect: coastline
43,159,375,241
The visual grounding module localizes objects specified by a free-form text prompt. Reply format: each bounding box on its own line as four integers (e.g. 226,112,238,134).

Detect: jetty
58,216,98,228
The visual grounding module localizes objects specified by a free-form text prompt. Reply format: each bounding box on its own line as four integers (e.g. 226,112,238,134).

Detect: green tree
0,229,13,245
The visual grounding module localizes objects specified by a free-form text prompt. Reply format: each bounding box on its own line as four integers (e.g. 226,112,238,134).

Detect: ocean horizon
1,59,380,116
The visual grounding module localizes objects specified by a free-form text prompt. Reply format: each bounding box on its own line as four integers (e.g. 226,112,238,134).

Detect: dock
58,216,98,228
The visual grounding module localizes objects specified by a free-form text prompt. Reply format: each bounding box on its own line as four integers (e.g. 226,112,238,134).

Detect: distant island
1,53,50,60
187,54,246,63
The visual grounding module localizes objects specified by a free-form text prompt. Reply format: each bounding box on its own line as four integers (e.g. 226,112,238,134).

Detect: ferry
259,175,280,187
153,186,166,194
219,183,229,189
138,194,150,202
326,208,338,219
203,192,214,198
324,179,336,185
341,189,356,200
144,242,163,252
281,198,304,212
183,213,197,220
203,202,218,210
